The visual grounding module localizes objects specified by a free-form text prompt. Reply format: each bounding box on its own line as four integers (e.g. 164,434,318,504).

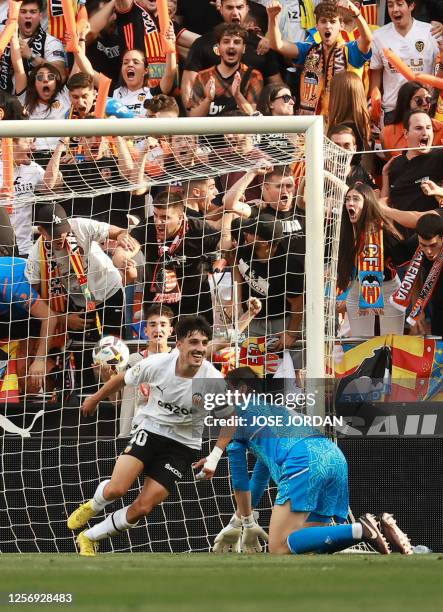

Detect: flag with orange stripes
360,0,378,27
47,0,78,42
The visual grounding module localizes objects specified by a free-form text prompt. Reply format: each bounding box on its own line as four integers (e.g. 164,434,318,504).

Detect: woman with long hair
13,23,94,162
381,80,443,159
112,26,176,117
327,71,371,152
337,183,405,337
256,83,295,116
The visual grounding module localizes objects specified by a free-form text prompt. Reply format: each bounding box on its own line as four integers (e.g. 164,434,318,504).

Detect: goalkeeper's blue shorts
274,437,349,523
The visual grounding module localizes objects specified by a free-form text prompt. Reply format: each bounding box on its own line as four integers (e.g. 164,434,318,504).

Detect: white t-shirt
0,1,8,27
0,161,44,256
112,86,153,117
19,87,71,151
371,20,439,112
124,351,230,449
24,31,66,66
25,217,123,306
254,0,307,43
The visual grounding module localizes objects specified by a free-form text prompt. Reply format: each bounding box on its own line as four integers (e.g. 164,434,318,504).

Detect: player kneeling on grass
213,367,413,555
67,315,233,556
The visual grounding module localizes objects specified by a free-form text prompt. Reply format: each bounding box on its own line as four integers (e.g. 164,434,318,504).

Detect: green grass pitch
1,554,442,612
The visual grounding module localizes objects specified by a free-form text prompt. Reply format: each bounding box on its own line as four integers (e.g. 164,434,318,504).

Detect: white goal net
0,117,351,553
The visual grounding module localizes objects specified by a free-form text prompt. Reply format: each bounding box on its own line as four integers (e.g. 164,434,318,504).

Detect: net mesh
0,127,353,553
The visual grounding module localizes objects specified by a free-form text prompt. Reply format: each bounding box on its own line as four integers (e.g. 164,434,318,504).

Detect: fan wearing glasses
257,84,295,116
381,80,443,161
12,23,97,167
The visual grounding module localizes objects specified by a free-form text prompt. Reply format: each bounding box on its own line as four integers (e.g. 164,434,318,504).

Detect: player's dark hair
21,0,44,10
264,164,290,182
144,304,174,323
175,316,212,341
144,94,179,116
314,1,339,22
327,124,357,143
153,190,184,211
416,213,443,240
226,367,264,394
67,72,94,91
214,22,248,44
403,108,430,130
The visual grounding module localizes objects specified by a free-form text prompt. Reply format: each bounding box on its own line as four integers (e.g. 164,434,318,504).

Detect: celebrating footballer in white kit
67,315,232,556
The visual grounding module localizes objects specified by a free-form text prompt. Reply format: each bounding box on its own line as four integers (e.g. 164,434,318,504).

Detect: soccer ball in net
92,336,130,371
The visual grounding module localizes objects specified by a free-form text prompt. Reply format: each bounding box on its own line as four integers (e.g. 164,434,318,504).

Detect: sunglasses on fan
412,95,432,106
36,73,57,82
273,94,295,103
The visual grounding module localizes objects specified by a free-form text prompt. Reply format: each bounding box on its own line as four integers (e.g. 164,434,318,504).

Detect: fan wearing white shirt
112,26,177,117
67,315,233,556
16,0,66,78
370,0,443,123
0,137,47,256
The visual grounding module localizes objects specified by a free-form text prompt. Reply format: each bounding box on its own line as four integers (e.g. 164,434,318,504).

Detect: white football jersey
112,86,153,117
124,351,230,449
0,161,44,255
19,88,71,151
371,20,439,112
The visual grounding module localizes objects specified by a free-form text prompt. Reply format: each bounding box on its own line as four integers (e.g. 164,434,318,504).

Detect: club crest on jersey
415,41,424,52
138,94,145,101
52,100,61,110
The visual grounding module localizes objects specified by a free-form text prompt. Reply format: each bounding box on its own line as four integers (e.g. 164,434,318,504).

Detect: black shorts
123,429,197,492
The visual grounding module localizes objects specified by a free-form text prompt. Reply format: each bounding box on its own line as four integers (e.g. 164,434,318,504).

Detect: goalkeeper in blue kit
213,368,412,555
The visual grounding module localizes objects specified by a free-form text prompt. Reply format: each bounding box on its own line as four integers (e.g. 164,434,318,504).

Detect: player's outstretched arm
81,372,126,417
193,421,237,480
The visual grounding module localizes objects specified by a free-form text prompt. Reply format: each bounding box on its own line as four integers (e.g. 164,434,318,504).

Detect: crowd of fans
1,0,443,403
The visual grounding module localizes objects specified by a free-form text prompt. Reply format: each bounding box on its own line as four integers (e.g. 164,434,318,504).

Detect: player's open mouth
126,68,136,79
42,85,51,95
279,195,290,209
324,31,331,39
226,50,237,59
24,20,32,31
419,137,430,148
347,205,357,220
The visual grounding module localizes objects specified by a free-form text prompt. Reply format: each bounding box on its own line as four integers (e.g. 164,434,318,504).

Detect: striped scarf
390,245,443,327
298,42,347,115
357,225,384,314
47,0,77,41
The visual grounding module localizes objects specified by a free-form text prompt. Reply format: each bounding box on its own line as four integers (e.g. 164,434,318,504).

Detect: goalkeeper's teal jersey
228,403,324,492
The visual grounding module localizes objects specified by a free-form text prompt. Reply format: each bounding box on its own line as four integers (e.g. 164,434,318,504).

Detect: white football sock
352,523,363,540
85,506,137,541
91,479,112,512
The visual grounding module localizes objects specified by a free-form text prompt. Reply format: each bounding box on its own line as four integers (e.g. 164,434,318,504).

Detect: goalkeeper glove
212,514,242,553
241,513,268,553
